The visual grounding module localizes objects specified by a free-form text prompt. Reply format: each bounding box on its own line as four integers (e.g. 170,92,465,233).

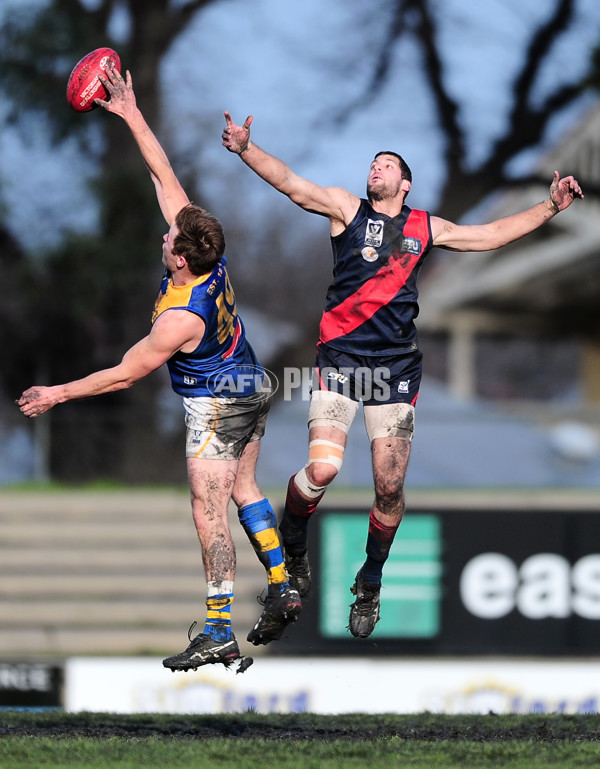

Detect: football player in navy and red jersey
222,111,583,639
17,68,303,672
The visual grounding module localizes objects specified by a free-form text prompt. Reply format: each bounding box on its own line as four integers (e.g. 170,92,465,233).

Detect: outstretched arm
432,172,584,252
222,111,358,229
17,311,204,418
94,67,189,224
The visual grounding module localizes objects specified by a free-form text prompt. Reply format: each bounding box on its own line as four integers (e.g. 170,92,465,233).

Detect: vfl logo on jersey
401,237,421,255
364,219,384,248
398,380,410,394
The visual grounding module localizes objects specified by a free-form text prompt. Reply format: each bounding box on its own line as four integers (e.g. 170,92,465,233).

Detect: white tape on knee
294,467,328,499
307,439,345,471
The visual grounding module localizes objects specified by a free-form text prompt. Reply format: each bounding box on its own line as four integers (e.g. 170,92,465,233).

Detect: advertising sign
0,661,63,709
319,513,442,639
64,657,600,715
274,508,600,656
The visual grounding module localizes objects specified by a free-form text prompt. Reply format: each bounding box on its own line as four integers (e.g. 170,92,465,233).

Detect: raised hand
94,66,136,117
549,170,584,213
222,111,253,155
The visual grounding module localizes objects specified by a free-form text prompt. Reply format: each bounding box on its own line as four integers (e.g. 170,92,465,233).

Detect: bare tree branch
510,0,575,124
431,0,588,219
331,0,465,187
487,0,579,172
409,0,464,177
331,0,413,125
327,0,588,221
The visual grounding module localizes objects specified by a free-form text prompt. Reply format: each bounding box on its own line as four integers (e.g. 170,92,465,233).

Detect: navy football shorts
313,344,422,406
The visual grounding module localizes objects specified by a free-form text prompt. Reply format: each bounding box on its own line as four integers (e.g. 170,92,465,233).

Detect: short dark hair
173,204,225,275
373,151,412,183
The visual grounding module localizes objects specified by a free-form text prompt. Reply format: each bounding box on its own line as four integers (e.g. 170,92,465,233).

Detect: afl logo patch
361,247,379,262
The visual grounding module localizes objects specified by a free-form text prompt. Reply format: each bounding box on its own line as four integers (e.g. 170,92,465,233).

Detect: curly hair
172,204,226,275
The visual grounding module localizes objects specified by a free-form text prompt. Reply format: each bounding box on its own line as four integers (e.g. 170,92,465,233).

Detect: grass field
2,711,600,768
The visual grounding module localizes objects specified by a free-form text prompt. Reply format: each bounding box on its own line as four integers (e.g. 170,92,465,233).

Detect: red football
66,47,121,113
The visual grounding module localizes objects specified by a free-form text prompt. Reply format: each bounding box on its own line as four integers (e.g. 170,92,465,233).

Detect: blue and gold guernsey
319,200,433,356
151,256,262,398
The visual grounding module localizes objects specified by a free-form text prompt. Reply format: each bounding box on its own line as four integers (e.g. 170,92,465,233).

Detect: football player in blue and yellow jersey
223,110,583,640
17,67,302,672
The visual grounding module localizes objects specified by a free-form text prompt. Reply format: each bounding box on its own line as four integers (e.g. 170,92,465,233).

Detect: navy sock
360,510,400,585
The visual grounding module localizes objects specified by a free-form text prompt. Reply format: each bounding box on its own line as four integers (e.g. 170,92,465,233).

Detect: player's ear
401,179,412,194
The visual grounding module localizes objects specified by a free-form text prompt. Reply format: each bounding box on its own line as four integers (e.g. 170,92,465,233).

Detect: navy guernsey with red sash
318,200,433,356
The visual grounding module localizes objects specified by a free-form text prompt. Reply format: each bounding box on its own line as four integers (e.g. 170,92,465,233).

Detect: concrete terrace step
0,548,208,572
0,525,198,547
0,490,282,658
0,574,266,599
0,598,264,629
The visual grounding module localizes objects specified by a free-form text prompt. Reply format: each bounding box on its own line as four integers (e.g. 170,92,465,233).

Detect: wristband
545,197,559,215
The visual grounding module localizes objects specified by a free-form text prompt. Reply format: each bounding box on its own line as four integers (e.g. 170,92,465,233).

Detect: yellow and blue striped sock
203,580,234,642
238,499,289,597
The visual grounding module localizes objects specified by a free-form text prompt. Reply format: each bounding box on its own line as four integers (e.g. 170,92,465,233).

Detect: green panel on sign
319,513,442,639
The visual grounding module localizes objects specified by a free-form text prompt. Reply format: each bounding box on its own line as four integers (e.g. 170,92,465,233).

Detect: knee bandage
294,466,328,500
307,439,345,471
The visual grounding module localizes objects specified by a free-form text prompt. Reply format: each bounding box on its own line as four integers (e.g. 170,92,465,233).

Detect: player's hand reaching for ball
222,111,253,155
94,66,136,118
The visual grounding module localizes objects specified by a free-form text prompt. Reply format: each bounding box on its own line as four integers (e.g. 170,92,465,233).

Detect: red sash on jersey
319,209,429,345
